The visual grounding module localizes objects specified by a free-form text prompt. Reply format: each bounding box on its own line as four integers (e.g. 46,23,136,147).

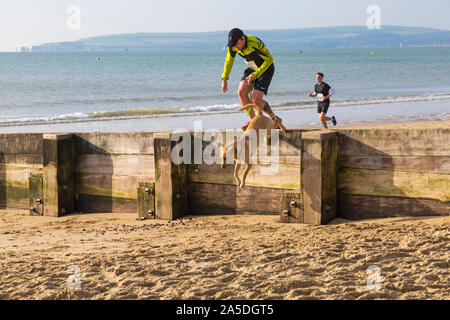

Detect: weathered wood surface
279,130,303,156
0,133,43,154
336,125,449,219
339,155,450,174
0,135,43,210
75,173,153,199
0,186,29,209
338,167,450,202
301,131,338,225
188,163,300,190
76,154,155,177
73,132,154,155
185,129,303,190
154,133,188,220
0,165,43,188
138,184,155,218
43,135,75,217
337,127,450,156
73,133,155,214
0,154,43,166
191,129,303,153
339,194,450,219
188,182,290,215
76,194,136,213
187,129,303,164
279,191,303,223
258,154,300,164
29,174,44,215
321,132,339,224
0,124,447,221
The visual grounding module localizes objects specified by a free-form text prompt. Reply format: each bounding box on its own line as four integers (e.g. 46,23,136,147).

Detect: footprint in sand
219,273,237,283
149,269,172,276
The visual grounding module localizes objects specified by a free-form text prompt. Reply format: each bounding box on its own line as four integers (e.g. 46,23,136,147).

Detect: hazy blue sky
1,0,449,51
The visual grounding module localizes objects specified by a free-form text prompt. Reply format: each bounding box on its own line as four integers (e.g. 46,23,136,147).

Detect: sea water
0,47,449,132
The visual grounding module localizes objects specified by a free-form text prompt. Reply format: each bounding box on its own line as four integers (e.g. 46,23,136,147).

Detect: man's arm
222,48,236,81
308,86,318,97
250,38,274,79
324,87,335,100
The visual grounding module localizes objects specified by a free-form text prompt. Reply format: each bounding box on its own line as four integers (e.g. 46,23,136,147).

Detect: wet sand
0,209,448,300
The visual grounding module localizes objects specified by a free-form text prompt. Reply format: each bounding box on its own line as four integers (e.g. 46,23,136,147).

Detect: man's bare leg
252,90,286,131
250,89,266,116
238,80,255,119
261,98,275,118
319,112,332,129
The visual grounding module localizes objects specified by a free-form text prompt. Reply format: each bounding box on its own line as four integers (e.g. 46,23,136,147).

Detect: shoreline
0,100,448,133
2,93,450,128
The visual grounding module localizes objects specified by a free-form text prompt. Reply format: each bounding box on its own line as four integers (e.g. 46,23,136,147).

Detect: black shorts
317,101,330,114
241,63,274,95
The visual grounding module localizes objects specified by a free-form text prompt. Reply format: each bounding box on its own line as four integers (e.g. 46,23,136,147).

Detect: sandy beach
2,0,450,304
0,209,448,300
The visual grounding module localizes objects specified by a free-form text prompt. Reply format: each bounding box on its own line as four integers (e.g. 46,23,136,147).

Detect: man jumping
221,28,286,132
308,72,337,129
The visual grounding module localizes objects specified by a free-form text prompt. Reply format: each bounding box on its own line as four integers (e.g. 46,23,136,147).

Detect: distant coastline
28,25,450,52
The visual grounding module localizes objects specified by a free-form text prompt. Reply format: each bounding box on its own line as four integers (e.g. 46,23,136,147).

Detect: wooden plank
75,173,154,199
279,130,303,156
154,133,188,220
190,146,300,165
42,134,75,217
29,174,44,215
188,182,288,215
339,155,450,174
258,154,300,165
188,163,300,190
338,167,450,202
0,166,43,188
0,186,29,209
188,129,303,161
1,154,43,166
280,191,303,223
138,185,155,219
76,194,136,213
0,133,43,154
76,154,155,177
73,132,154,155
337,128,450,156
301,131,338,225
339,194,450,220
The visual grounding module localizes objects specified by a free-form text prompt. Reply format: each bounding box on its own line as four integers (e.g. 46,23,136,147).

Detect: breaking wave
1,93,449,127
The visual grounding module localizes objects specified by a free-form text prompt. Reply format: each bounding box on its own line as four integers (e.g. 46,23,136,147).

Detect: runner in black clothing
308,72,337,129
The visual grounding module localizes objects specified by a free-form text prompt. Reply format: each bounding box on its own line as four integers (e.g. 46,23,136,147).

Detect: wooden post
301,131,338,225
29,174,44,216
43,134,75,217
154,132,188,220
138,182,155,219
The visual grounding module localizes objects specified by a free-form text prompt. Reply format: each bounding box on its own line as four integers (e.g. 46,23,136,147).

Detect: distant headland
30,25,450,52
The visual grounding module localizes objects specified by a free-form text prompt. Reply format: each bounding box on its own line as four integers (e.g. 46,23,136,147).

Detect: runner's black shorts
241,63,274,95
317,100,330,114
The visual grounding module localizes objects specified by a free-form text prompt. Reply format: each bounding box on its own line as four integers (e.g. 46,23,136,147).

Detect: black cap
228,28,244,47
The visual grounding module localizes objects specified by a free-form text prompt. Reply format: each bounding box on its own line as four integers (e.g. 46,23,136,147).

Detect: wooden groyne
0,121,448,225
